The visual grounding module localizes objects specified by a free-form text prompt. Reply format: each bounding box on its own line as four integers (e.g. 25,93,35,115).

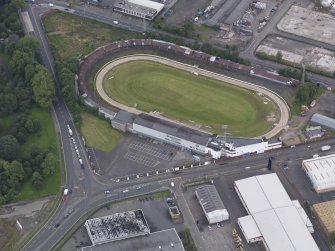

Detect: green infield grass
102,60,276,137
80,112,123,152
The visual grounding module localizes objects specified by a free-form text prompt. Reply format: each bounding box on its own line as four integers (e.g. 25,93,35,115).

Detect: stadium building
111,111,282,159
302,154,335,193
113,0,164,20
195,185,229,224
234,173,318,251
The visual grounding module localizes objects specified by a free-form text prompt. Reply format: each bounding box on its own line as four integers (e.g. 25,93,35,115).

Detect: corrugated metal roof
134,114,212,146
311,113,335,130
302,154,335,192
195,185,226,213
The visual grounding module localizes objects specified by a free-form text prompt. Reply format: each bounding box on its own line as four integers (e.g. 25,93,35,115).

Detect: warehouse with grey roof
195,185,229,224
310,113,335,131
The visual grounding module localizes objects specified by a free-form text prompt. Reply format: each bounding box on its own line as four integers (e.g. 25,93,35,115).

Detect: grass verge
43,11,141,61
17,107,60,200
51,189,172,251
80,112,123,152
0,219,21,251
102,60,275,136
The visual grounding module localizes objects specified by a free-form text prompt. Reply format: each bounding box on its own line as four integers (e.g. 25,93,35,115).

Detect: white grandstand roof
128,0,164,11
302,154,335,193
235,174,319,251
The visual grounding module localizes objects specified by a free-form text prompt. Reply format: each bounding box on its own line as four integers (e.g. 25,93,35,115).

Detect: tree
0,135,19,161
10,50,37,78
32,65,56,108
42,152,58,177
276,51,283,62
16,36,39,54
0,93,17,115
3,160,24,188
32,171,43,188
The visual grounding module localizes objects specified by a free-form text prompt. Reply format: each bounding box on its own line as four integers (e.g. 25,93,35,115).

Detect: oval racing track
95,54,289,139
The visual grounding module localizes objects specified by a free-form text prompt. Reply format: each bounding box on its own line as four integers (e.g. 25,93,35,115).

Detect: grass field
102,61,276,137
17,107,60,200
43,11,140,61
80,112,123,152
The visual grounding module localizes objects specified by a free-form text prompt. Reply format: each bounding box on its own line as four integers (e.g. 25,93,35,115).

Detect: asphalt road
21,2,335,250
240,0,335,86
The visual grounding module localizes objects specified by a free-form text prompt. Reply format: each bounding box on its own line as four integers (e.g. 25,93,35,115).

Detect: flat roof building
311,113,335,131
234,173,318,251
82,228,184,251
113,0,164,20
84,210,150,246
195,185,229,224
302,154,335,193
312,200,335,236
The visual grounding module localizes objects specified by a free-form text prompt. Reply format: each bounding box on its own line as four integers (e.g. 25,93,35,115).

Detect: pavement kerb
19,126,68,251
50,188,171,251
94,54,290,139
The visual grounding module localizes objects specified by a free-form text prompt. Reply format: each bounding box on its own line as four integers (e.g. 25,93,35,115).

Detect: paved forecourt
95,54,290,139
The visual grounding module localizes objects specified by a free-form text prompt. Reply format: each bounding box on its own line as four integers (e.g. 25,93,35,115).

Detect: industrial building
82,228,184,251
113,0,164,20
111,111,282,159
305,126,324,140
195,185,229,224
312,200,335,237
311,113,335,131
84,210,150,246
302,154,335,193
234,173,318,251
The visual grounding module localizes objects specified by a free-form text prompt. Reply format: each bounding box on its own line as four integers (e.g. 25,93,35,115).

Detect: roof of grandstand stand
84,210,150,246
234,173,319,251
133,113,212,146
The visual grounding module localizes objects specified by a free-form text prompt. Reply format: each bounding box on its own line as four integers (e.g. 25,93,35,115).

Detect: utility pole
301,63,305,84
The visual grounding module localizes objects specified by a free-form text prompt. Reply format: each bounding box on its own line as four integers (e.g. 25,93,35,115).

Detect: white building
302,154,335,193
195,185,229,224
234,174,318,251
112,111,282,159
113,0,164,20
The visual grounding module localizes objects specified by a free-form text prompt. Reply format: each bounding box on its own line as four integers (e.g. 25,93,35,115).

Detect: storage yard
277,5,335,46
257,36,335,75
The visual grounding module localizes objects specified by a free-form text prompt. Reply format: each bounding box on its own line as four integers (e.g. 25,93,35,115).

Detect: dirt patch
280,91,335,145
165,0,212,26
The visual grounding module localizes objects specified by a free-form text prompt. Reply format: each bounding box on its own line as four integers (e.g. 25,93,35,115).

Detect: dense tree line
0,0,58,203
0,0,24,38
294,82,323,108
278,67,302,80
146,32,250,65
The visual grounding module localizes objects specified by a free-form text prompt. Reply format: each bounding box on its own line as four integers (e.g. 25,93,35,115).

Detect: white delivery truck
321,145,331,151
